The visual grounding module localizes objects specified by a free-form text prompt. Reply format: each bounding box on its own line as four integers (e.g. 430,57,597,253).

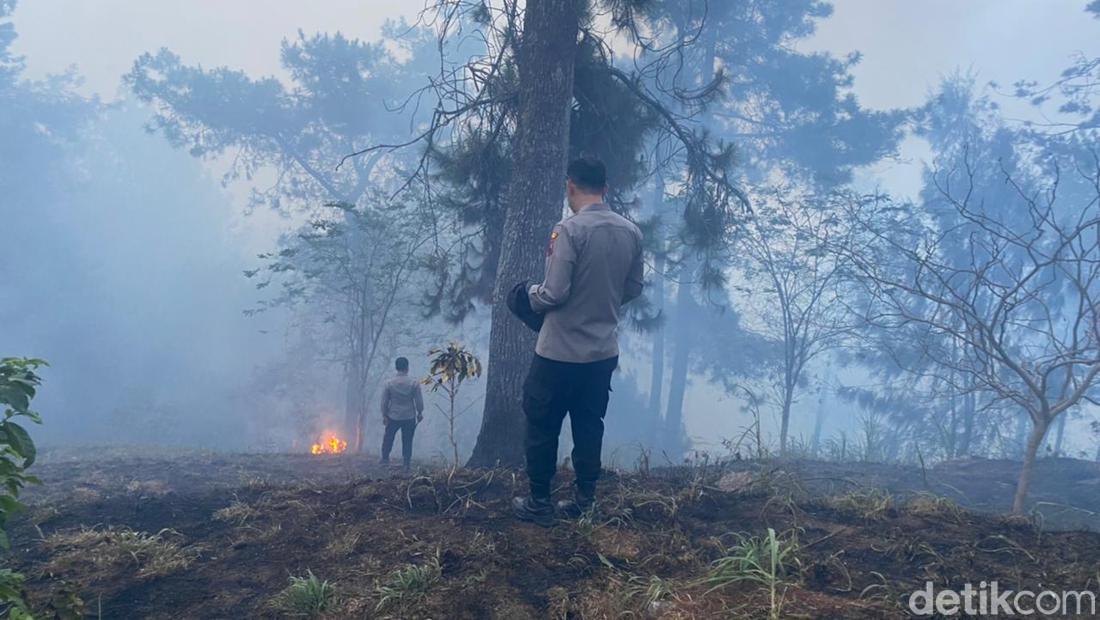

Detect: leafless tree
837,153,1100,513
737,188,860,454
247,197,432,450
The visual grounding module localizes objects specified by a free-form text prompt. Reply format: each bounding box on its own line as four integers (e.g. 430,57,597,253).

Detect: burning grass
310,434,348,455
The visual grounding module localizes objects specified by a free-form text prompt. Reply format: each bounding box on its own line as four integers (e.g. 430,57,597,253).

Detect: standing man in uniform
512,156,645,526
379,356,424,470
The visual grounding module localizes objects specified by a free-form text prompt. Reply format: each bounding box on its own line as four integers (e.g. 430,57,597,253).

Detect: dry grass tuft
905,492,967,523
124,479,169,496
43,526,201,580
824,488,894,521
323,528,362,558
70,487,103,503
213,499,259,524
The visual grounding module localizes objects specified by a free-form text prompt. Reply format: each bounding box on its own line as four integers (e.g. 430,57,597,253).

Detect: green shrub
375,554,441,611
0,357,47,618
270,570,336,617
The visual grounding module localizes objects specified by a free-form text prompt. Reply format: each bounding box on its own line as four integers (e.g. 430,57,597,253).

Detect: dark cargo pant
522,354,618,499
381,419,417,467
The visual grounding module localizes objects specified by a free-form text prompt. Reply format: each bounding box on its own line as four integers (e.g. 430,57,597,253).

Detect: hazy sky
9,0,1099,237
11,1,1099,109
805,0,1100,112
9,0,1100,225
11,1,1098,108
9,0,409,98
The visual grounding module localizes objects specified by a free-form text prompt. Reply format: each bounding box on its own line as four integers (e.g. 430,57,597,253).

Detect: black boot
512,495,555,527
556,487,595,519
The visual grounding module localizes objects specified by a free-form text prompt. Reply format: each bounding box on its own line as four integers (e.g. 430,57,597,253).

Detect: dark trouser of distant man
510,156,645,527
524,354,618,500
379,356,424,470
380,419,416,469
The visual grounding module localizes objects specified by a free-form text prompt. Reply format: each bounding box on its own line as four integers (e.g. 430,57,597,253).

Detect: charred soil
10,449,1100,618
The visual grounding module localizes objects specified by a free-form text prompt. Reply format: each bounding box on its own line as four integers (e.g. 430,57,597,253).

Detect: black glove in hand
506,280,544,332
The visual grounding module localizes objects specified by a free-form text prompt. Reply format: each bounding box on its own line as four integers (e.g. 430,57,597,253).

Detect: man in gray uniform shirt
513,156,644,526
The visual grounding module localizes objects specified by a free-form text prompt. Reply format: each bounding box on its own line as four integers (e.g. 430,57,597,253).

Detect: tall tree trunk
659,9,716,463
1012,412,1029,459
646,251,666,449
1012,417,1050,514
467,0,580,467
1052,413,1067,456
345,358,366,451
945,350,959,457
946,387,959,458
778,377,795,456
644,175,668,450
663,263,697,461
810,389,826,457
959,390,976,456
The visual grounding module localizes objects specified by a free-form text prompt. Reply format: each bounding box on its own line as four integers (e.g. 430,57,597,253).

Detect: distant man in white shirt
379,356,424,470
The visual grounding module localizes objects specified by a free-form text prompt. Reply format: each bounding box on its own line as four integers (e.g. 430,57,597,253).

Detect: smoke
4,103,282,448
2,1,1098,463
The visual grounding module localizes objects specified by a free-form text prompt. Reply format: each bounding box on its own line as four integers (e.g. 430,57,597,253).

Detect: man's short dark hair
395,357,409,372
567,156,607,193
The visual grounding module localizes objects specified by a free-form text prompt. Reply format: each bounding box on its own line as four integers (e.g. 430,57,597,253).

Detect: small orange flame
310,434,348,455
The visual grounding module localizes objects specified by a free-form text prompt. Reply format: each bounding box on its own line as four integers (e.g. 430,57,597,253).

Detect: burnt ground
8,448,1100,618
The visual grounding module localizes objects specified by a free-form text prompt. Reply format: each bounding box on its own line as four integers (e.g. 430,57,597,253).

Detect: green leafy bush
0,357,47,618
375,554,441,611
270,571,335,617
